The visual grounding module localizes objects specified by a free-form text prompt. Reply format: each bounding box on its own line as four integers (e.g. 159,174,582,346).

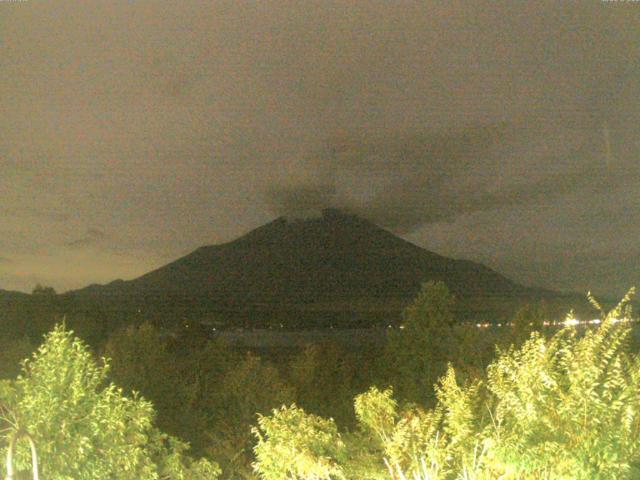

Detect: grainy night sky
1,1,639,296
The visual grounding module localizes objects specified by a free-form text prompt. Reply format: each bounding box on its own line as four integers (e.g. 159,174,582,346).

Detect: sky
1,1,639,296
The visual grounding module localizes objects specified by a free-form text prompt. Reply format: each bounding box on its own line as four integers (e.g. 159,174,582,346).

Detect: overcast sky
1,1,639,296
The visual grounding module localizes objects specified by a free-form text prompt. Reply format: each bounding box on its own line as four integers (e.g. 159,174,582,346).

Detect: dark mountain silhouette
0,289,33,335
0,289,30,305
66,209,582,327
0,289,28,298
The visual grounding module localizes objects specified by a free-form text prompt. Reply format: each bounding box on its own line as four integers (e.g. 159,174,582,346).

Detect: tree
253,404,347,480
287,342,364,426
23,285,60,341
500,301,548,349
104,323,297,478
105,322,223,458
254,289,640,479
383,281,460,405
482,289,640,478
0,324,219,479
0,337,34,379
31,284,56,297
208,353,295,479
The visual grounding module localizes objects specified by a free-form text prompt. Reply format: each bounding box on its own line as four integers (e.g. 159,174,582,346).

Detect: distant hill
0,289,28,298
0,289,30,303
66,209,586,327
0,289,33,336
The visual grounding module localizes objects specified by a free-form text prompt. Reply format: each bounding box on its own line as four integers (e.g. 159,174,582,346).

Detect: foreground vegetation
0,283,638,478
0,325,219,479
254,287,640,479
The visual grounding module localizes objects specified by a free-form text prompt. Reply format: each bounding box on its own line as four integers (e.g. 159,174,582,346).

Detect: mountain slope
67,209,568,326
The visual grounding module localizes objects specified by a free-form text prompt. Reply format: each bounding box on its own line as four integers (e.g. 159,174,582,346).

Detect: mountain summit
69,209,554,326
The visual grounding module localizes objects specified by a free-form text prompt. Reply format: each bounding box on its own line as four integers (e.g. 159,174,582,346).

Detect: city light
474,318,634,329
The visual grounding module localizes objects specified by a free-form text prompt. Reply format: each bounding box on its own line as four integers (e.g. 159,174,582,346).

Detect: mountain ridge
62,209,574,327
70,209,532,298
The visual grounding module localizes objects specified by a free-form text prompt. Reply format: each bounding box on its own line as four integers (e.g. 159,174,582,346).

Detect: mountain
66,209,581,327
0,289,28,298
0,289,32,333
0,289,30,304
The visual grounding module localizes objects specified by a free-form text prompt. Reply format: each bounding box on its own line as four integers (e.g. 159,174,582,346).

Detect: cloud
1,1,638,293
267,120,639,232
64,228,108,248
0,248,164,293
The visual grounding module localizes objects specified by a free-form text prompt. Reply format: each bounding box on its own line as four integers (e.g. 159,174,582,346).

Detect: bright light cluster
475,317,634,329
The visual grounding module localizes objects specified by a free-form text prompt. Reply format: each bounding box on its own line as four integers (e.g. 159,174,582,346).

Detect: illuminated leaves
253,289,640,479
253,404,347,480
0,325,219,479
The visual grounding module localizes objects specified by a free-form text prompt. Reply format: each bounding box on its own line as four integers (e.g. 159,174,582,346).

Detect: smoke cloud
267,120,639,232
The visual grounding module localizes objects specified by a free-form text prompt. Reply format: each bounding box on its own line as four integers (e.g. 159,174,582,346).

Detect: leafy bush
254,288,640,480
383,281,459,405
288,342,369,426
0,336,35,379
210,353,295,479
397,288,640,479
0,324,219,479
104,322,207,448
382,281,495,406
105,323,295,479
253,404,347,480
482,288,640,479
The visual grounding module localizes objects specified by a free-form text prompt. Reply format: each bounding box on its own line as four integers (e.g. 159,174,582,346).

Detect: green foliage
2,284,636,480
104,323,196,440
396,288,640,479
288,342,369,426
0,324,219,479
354,387,398,444
383,281,461,404
404,282,457,328
502,301,548,348
483,289,640,479
254,288,640,480
253,404,347,480
349,376,484,480
209,352,295,479
105,323,242,459
433,367,484,478
104,322,297,479
31,284,57,296
104,323,174,399
0,337,35,379
353,386,445,479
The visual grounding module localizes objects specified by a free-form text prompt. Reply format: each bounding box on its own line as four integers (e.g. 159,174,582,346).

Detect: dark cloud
267,121,639,233
64,228,107,248
266,124,508,225
407,184,640,297
267,184,336,220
